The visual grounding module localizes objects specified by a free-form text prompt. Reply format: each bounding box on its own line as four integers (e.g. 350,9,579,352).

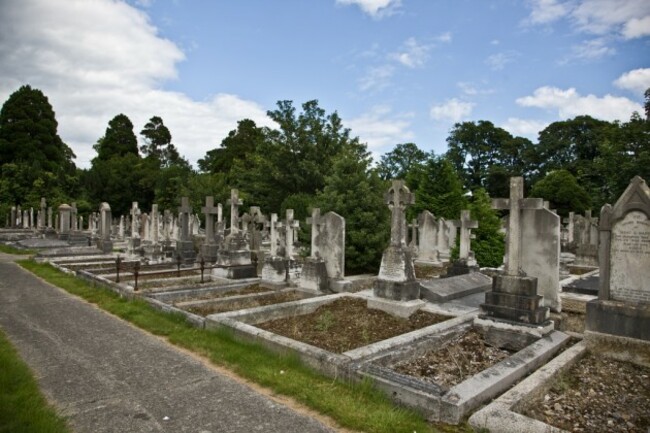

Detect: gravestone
97,202,113,253
374,180,420,301
302,209,348,292
416,210,440,265
446,210,479,276
573,210,599,267
70,203,78,231
58,204,71,240
10,206,16,228
201,196,220,263
521,205,561,312
261,213,286,284
437,217,452,261
128,202,141,253
477,177,552,349
176,196,196,265
214,189,255,278
586,176,650,358
408,218,419,256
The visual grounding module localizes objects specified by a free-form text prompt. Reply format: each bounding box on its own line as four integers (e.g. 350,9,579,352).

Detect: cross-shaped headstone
385,180,415,247
306,208,323,259
492,177,544,276
227,189,243,234
178,197,192,241
201,196,219,245
269,213,280,256
39,198,46,229
452,210,478,260
408,218,419,248
284,209,300,258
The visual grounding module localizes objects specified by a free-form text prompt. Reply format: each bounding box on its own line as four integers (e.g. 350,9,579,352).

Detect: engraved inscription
610,211,650,303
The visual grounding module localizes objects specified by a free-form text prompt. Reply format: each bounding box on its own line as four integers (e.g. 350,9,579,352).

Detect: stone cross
151,204,159,244
492,177,544,276
269,213,279,256
306,208,323,259
227,189,243,234
385,180,415,247
39,198,46,229
452,210,478,261
130,202,140,239
178,196,192,241
284,209,300,258
408,218,418,248
201,196,219,245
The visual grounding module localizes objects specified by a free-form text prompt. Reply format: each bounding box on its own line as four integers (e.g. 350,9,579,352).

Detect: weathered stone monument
38,198,46,230
214,189,256,278
415,210,440,265
201,196,220,263
476,177,552,349
302,208,348,292
261,213,286,284
446,210,479,276
374,180,420,301
97,202,113,253
573,210,599,268
128,202,141,253
58,204,71,240
586,176,650,365
176,196,196,265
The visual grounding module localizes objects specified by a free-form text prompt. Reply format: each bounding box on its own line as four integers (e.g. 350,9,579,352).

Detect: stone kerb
586,176,650,355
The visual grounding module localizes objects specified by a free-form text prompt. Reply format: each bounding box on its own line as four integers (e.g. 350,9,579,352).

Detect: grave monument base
300,257,328,292
200,243,219,264
261,256,286,285
212,264,257,279
176,239,196,265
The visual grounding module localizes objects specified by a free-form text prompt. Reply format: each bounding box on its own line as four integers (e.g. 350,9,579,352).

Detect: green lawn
0,244,35,255
0,328,71,433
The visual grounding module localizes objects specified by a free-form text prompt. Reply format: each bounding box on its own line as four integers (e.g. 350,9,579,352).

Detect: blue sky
1,0,648,168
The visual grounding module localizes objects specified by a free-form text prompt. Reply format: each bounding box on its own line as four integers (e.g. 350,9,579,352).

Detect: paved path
0,253,336,433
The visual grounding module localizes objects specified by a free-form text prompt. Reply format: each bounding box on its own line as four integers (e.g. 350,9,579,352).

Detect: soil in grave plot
414,264,449,279
184,291,304,316
187,284,271,301
256,298,452,354
391,328,513,388
522,353,650,433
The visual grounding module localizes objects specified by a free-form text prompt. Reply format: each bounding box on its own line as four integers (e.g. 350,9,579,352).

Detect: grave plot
521,353,650,433
358,324,570,424
206,293,470,379
176,288,316,316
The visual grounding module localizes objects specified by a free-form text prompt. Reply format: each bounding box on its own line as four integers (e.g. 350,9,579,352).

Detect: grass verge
18,260,464,433
0,244,35,255
0,328,71,433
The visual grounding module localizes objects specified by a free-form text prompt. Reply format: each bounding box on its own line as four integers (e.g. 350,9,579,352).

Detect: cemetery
2,172,648,432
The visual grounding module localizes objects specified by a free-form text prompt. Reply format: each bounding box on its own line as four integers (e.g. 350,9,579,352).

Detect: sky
0,0,648,169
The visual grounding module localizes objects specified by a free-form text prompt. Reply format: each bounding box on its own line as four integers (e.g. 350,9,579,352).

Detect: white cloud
525,0,570,24
516,86,643,121
457,82,495,96
335,0,401,19
436,32,453,43
614,68,650,95
389,37,431,68
502,118,549,137
485,51,519,71
563,38,616,62
0,0,273,168
429,98,475,123
622,15,650,38
358,65,395,92
344,105,414,153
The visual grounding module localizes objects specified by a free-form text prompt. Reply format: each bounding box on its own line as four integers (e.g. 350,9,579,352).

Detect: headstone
408,218,419,255
16,205,21,227
129,202,141,252
374,180,419,300
47,206,53,229
58,204,71,239
176,196,196,264
70,203,78,231
573,210,599,267
22,210,29,228
29,207,34,229
118,216,125,240
214,189,255,278
302,208,347,292
416,210,440,265
586,176,650,360
283,209,300,259
10,206,16,228
437,217,452,261
477,177,552,346
261,213,287,285
446,210,479,277
201,196,220,263
97,202,113,253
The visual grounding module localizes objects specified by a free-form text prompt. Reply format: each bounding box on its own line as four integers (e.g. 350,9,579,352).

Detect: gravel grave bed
185,291,304,316
522,353,650,433
391,328,513,388
256,298,452,353
414,264,448,279
186,284,270,301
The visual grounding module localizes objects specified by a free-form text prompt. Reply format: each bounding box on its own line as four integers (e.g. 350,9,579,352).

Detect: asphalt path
0,253,336,433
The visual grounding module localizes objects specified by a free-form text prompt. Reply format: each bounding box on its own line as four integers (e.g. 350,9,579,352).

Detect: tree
0,85,76,215
94,114,138,160
376,142,427,180
409,155,467,221
530,170,591,217
468,189,505,268
140,116,184,167
645,87,650,122
315,150,389,274
446,120,531,194
198,119,266,175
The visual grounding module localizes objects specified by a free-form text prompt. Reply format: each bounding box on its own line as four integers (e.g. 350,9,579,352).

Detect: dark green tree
376,142,427,180
409,155,467,220
140,116,184,167
198,119,267,175
468,188,505,268
94,114,138,160
530,170,591,217
0,85,77,217
315,150,389,274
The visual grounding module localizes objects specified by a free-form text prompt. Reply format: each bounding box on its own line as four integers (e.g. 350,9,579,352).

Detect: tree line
1,84,648,273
